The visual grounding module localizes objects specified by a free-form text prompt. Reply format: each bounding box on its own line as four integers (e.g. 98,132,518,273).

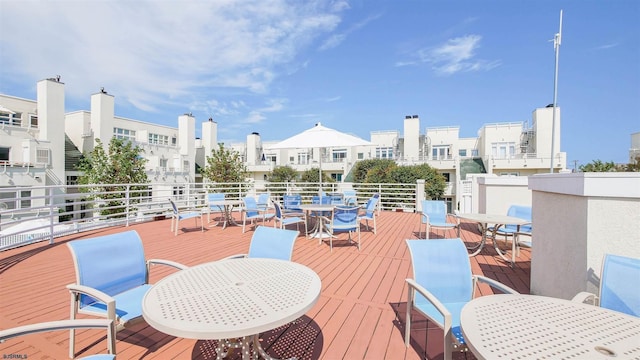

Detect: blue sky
1,0,638,166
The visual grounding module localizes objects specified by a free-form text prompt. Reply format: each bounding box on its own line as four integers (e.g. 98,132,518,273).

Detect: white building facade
1,78,566,213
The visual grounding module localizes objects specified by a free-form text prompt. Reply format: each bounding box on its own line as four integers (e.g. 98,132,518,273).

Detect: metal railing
0,181,422,251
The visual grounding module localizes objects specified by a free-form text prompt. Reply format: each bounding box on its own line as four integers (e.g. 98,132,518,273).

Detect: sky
1,0,638,167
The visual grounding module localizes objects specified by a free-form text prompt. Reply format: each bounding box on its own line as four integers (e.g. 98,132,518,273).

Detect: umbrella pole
319,150,323,200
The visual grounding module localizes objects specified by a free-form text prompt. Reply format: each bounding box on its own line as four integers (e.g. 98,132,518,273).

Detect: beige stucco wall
529,173,640,299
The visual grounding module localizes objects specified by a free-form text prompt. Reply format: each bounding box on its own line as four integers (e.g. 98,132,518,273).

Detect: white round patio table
142,258,321,359
460,294,640,360
456,213,529,262
208,199,243,229
298,204,335,239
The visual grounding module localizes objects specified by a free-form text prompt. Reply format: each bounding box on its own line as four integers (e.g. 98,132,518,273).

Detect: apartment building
0,78,219,213
1,77,566,214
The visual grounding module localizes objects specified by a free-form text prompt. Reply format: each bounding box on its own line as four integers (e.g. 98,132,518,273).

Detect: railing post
48,187,55,245
416,180,425,212
125,184,131,227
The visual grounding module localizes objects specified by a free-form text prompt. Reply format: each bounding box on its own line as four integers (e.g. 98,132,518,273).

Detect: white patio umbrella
266,122,372,196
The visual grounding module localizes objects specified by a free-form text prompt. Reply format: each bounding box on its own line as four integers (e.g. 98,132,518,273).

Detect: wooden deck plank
0,210,530,359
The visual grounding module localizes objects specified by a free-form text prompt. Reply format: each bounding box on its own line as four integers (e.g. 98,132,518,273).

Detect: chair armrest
67,284,117,321
474,275,519,295
67,284,116,305
147,259,189,270
405,278,452,327
0,319,114,341
221,254,248,260
571,291,597,305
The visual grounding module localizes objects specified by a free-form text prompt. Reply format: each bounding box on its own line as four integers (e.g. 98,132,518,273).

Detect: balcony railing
0,181,423,251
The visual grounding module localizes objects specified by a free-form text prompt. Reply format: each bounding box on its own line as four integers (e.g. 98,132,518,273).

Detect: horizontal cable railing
0,181,421,251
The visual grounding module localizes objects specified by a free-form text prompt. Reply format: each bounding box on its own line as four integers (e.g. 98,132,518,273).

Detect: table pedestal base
215,335,296,360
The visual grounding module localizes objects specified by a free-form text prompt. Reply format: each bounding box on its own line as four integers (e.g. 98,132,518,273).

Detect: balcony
0,208,530,359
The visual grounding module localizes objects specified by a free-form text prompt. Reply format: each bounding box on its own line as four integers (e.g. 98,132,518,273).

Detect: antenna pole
550,9,563,173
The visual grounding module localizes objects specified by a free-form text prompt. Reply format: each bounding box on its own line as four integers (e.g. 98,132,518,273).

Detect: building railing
0,181,423,251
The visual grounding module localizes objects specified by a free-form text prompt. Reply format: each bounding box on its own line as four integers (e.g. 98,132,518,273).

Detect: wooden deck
0,210,530,359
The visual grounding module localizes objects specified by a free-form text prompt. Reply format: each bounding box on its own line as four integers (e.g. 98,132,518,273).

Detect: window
375,147,393,159
265,155,276,163
491,142,516,159
20,190,31,208
441,173,451,182
183,160,189,171
471,149,479,157
298,152,309,165
113,127,136,141
66,176,79,186
331,173,342,181
0,112,21,126
332,149,347,162
357,152,364,160
432,145,450,160
171,136,177,146
0,147,9,162
149,133,169,145
459,149,467,157
160,158,168,169
29,115,38,128
36,148,50,164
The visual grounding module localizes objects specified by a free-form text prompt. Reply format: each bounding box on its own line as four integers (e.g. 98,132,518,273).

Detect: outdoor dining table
298,204,335,239
456,213,529,263
208,199,243,229
460,294,640,360
142,258,321,360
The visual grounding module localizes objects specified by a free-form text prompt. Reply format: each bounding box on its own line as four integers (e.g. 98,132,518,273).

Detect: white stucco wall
476,175,531,214
529,172,640,299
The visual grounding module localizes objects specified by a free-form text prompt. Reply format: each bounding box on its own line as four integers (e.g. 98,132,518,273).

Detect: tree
268,165,299,182
76,137,149,216
202,143,247,188
579,160,618,172
352,159,396,183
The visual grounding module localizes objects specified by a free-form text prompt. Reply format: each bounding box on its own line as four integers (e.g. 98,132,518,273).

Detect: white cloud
0,0,347,112
319,13,381,51
396,34,500,75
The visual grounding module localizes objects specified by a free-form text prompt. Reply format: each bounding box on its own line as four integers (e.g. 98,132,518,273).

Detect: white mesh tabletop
457,213,529,225
142,258,321,339
460,294,640,360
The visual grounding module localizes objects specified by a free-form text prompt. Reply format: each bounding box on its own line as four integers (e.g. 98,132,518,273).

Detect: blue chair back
243,196,260,217
208,193,225,209
331,206,359,231
257,193,270,207
312,195,332,205
600,254,640,317
247,226,299,261
406,239,473,304
343,190,357,205
169,198,179,214
421,200,447,224
273,201,284,219
283,194,302,210
67,231,147,307
505,205,532,232
363,194,380,217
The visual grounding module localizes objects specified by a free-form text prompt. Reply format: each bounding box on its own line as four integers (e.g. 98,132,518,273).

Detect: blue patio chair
311,194,332,218
572,254,640,317
256,192,271,211
242,196,275,233
418,200,459,239
325,206,361,252
405,239,518,360
226,225,299,261
168,198,204,236
207,193,225,224
358,193,380,234
282,194,304,216
488,205,532,264
66,230,187,358
342,189,357,206
0,319,116,360
273,201,307,238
